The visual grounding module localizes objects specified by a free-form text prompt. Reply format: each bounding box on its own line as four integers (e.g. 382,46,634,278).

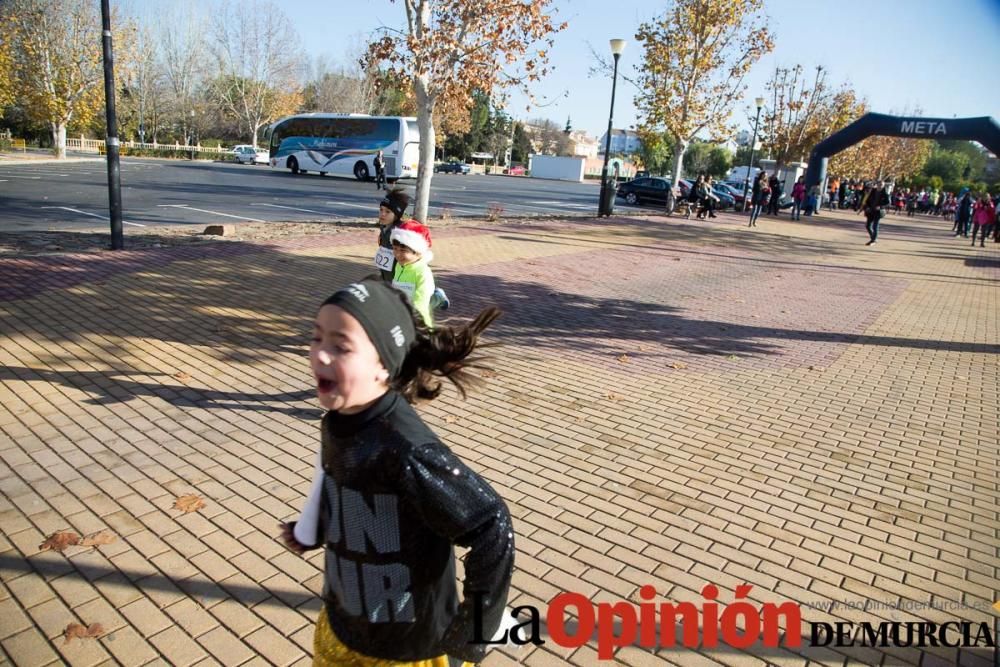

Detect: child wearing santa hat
390,220,441,327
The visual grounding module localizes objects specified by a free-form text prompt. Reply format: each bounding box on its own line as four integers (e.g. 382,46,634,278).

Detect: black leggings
866,211,882,241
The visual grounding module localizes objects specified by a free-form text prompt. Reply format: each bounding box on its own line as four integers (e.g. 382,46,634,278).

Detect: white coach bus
267,114,420,181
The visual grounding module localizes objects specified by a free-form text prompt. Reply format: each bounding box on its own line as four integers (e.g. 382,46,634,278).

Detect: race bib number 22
375,246,394,270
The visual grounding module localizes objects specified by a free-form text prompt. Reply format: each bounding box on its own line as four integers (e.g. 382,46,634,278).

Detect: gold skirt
313,607,474,667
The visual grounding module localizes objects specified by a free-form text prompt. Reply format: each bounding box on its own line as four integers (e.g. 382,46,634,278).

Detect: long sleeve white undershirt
293,450,324,547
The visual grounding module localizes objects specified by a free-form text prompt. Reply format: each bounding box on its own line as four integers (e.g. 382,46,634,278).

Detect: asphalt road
0,156,607,232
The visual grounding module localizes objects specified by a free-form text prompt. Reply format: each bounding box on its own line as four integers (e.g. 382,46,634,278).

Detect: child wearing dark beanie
280,279,514,666
376,187,411,282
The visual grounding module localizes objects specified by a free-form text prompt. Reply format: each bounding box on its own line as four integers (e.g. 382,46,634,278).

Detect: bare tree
123,24,165,142
526,118,570,155
210,0,303,147
161,0,208,144
303,57,369,114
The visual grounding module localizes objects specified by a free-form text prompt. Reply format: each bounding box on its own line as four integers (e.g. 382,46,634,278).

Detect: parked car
616,176,673,206
505,165,526,176
712,183,740,209
232,145,268,165
434,161,471,174
723,181,794,210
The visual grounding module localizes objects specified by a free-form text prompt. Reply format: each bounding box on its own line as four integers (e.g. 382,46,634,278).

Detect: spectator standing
791,176,806,220
373,150,387,190
970,194,995,247
767,172,782,215
748,171,769,227
956,192,973,237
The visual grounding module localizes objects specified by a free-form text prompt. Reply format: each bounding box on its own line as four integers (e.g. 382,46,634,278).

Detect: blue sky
134,0,1000,140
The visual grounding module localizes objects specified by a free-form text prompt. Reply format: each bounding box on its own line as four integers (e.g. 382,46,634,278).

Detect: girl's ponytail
385,286,501,401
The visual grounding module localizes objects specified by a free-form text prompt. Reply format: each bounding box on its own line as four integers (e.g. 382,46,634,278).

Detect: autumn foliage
3,0,118,157
758,65,862,168
828,108,934,182
370,0,566,221
635,0,773,186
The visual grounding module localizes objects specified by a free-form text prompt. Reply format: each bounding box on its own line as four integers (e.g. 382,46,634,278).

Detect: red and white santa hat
390,219,433,259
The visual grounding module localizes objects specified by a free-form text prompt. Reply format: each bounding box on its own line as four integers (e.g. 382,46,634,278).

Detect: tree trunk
52,122,67,159
671,137,689,187
413,75,436,223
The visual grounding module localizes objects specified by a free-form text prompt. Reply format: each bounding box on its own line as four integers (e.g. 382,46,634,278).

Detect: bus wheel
319,171,327,176
288,157,300,174
354,162,370,181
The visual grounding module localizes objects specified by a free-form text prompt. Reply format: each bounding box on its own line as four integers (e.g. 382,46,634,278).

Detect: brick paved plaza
0,207,997,666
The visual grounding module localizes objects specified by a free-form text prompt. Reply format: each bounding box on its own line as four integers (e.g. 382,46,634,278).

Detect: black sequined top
313,390,514,663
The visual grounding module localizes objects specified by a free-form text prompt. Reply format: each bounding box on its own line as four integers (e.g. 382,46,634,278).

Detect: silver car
232,145,268,165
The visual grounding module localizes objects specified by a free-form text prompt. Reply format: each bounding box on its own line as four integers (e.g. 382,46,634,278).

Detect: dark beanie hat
322,280,416,378
380,189,409,220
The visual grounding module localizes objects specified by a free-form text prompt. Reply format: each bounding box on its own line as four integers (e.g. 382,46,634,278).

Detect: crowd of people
821,176,999,247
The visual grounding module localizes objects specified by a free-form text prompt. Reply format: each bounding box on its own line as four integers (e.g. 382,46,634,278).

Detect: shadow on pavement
2,220,997,415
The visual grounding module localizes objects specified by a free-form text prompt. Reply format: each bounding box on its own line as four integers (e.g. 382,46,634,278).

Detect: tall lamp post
741,96,765,212
100,0,124,250
598,38,626,217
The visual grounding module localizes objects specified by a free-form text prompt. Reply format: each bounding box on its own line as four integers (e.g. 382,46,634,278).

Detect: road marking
0,170,71,177
41,206,145,226
250,203,328,214
0,174,42,179
529,200,594,208
433,204,481,215
157,204,266,223
325,200,372,210
501,201,564,212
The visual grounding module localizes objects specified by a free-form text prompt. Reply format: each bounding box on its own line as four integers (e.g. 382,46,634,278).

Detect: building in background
568,130,599,158
598,128,643,156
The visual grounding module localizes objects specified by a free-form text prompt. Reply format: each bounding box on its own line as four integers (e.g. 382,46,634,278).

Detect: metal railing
66,137,230,155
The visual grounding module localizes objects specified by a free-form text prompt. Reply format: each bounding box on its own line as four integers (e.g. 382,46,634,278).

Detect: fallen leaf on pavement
606,392,623,402
39,531,80,553
80,530,117,547
63,622,104,645
808,365,826,372
667,361,688,370
172,371,191,381
444,415,458,424
173,494,205,513
479,369,498,379
727,355,741,361
616,354,630,363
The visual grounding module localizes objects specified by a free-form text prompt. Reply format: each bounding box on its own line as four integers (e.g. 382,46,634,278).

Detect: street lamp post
100,0,124,250
598,38,626,217
741,96,765,212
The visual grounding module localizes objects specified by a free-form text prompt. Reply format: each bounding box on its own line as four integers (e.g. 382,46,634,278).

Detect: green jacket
392,257,435,327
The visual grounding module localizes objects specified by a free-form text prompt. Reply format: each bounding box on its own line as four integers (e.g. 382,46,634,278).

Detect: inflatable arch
804,113,1000,188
